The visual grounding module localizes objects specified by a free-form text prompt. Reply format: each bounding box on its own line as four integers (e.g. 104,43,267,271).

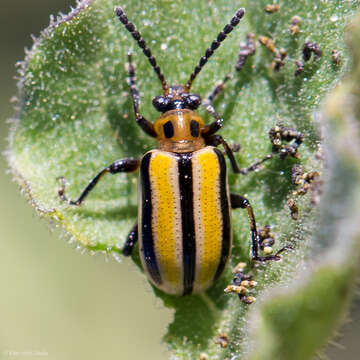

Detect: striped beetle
58,6,303,303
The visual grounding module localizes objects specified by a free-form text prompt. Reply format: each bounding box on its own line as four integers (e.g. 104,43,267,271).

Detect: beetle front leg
230,193,289,262
126,52,157,138
57,158,140,206
200,74,232,137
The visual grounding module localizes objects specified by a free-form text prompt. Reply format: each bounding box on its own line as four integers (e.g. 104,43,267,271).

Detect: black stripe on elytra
178,152,196,295
213,148,231,282
140,152,162,285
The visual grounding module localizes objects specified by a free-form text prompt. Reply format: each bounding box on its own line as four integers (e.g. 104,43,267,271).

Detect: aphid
225,267,257,303
264,4,280,13
302,41,322,61
331,49,341,65
258,36,288,72
290,15,302,35
287,198,299,220
272,47,287,72
294,60,304,76
58,7,303,301
258,35,277,53
269,123,304,160
291,164,304,186
225,262,257,303
236,33,256,71
215,333,229,348
258,225,276,254
287,165,322,219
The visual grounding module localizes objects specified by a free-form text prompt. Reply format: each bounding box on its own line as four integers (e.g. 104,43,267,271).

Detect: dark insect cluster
236,33,256,71
303,41,322,61
287,164,322,220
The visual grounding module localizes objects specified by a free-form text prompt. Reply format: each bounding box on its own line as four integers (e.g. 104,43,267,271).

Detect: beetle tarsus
57,176,79,206
252,245,294,263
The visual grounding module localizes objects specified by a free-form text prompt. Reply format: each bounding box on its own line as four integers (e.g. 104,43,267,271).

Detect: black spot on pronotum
190,120,199,137
163,121,174,138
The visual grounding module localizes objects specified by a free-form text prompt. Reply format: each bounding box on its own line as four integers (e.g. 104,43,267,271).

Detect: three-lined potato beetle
58,6,303,302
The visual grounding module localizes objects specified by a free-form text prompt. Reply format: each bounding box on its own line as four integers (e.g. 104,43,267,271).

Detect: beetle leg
230,193,288,262
204,134,243,174
237,153,274,175
201,109,223,137
205,134,272,175
126,52,157,138
205,123,304,175
205,74,232,105
201,73,232,137
239,124,305,174
204,134,283,175
122,222,138,256
57,158,140,206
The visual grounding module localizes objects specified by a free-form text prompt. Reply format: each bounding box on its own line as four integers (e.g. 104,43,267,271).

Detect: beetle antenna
115,7,168,92
185,8,245,92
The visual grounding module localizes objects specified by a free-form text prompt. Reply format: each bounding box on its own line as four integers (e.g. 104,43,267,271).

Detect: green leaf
7,0,360,359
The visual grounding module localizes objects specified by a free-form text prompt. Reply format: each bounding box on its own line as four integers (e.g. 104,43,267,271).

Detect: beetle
58,6,303,303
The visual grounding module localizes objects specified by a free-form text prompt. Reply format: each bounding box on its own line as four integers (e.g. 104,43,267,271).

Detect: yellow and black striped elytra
58,6,304,303
139,147,230,295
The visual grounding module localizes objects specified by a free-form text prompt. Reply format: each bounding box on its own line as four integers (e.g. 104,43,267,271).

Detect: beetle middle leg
202,104,304,175
204,124,304,175
238,123,305,175
230,193,290,262
58,158,139,256
57,158,140,205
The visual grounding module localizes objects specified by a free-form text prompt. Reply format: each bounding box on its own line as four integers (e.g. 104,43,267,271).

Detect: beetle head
152,85,201,113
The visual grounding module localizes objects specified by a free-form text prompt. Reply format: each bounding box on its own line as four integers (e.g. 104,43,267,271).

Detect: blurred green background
0,1,359,359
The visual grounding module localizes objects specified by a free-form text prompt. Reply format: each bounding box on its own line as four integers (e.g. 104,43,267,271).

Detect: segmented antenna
185,8,245,91
115,7,168,92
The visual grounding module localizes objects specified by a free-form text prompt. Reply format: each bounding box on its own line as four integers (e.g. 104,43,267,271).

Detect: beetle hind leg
230,193,293,263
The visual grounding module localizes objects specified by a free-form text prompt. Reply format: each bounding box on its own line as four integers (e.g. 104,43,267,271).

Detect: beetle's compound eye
190,120,200,137
182,93,201,110
152,95,170,112
163,121,174,138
